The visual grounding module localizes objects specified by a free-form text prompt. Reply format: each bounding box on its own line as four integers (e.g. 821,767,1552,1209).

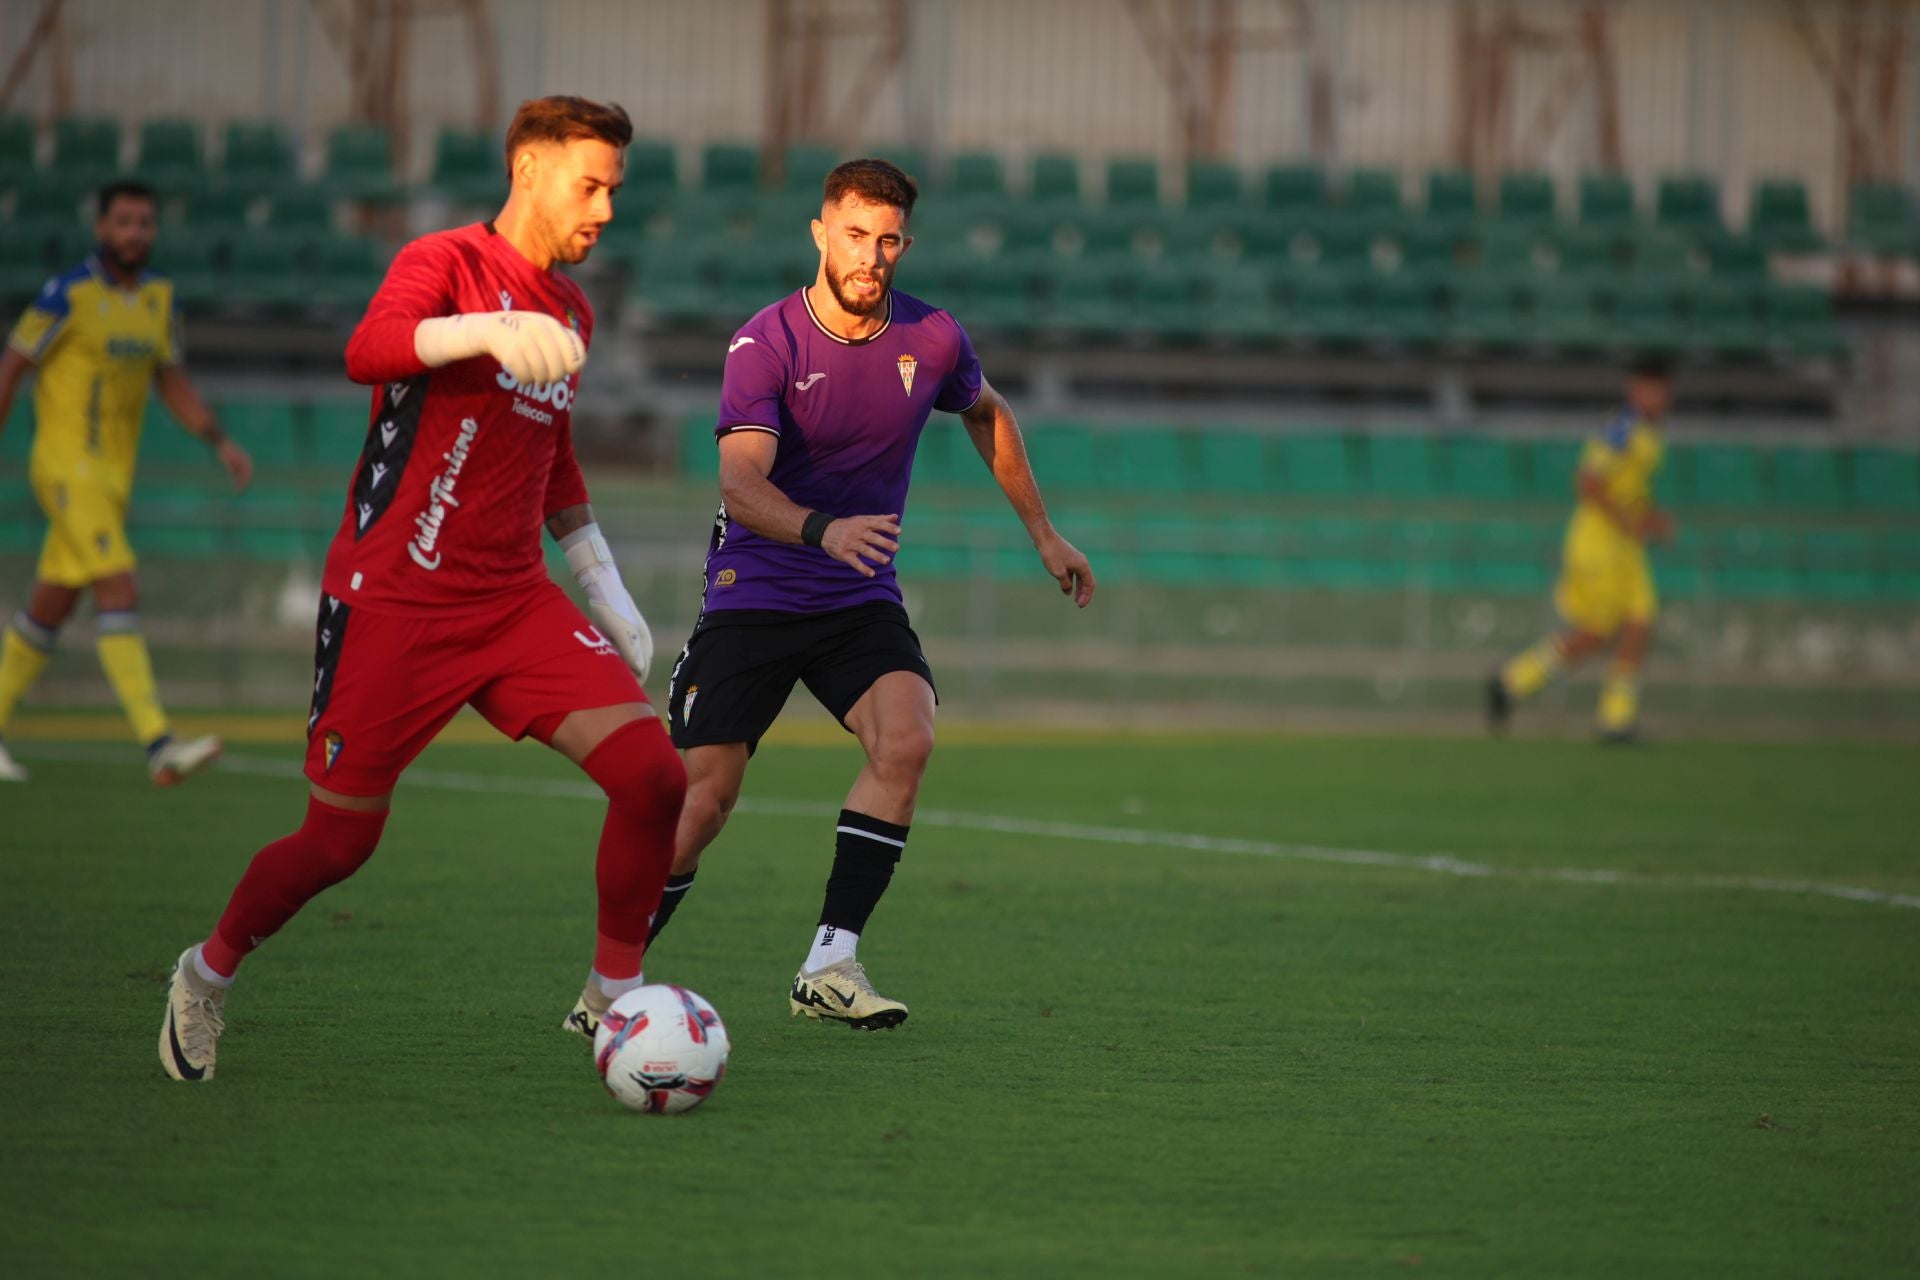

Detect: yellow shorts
31,468,137,587
1554,535,1656,637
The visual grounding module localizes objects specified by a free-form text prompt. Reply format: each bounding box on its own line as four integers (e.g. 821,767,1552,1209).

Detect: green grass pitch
2,730,1916,1277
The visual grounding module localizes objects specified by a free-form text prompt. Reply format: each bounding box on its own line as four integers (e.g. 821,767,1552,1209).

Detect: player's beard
102,242,150,275
534,205,590,266
825,257,888,317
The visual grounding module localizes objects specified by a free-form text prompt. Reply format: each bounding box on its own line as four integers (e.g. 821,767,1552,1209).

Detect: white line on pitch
19,743,1920,911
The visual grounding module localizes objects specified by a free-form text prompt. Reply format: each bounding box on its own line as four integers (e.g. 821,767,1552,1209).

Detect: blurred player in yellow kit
0,180,252,783
1488,359,1675,743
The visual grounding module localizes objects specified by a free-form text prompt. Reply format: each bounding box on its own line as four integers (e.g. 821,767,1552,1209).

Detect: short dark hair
96,179,158,218
504,95,633,169
1628,353,1674,380
823,158,917,219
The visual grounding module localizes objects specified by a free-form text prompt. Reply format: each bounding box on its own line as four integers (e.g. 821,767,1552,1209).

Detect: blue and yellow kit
1554,408,1664,635
7,253,179,586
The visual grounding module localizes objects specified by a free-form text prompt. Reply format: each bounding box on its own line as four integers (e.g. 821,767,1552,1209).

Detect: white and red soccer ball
593,984,729,1114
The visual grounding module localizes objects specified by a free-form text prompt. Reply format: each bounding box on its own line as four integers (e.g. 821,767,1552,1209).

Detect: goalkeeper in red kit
158,97,686,1082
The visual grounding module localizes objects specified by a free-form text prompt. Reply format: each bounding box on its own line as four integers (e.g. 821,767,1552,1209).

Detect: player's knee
585,719,686,817
303,797,388,885
872,723,935,781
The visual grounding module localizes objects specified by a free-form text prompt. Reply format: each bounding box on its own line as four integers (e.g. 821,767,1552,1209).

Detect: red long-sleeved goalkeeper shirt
322,222,593,615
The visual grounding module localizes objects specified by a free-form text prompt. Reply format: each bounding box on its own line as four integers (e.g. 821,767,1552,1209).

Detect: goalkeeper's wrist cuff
560,521,618,587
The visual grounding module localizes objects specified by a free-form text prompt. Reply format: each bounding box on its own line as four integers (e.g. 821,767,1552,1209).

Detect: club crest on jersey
897,354,917,396
323,730,345,772
683,685,699,725
499,289,513,310
565,309,579,332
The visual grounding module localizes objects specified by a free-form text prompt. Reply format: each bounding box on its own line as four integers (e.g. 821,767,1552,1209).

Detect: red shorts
303,583,647,796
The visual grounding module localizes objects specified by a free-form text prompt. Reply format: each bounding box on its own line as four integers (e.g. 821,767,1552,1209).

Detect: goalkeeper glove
561,523,653,683
413,311,585,386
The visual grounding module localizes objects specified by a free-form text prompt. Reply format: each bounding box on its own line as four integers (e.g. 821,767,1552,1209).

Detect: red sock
200,796,388,977
579,718,686,981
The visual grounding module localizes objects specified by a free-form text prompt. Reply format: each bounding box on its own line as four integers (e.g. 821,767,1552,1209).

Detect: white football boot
562,983,614,1040
149,734,223,787
159,947,227,1082
790,957,909,1031
0,738,26,783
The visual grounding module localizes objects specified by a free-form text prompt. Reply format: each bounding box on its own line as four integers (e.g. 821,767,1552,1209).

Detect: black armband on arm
800,509,835,549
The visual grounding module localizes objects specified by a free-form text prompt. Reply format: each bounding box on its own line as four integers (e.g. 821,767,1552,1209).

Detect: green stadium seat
1847,447,1920,510
700,142,759,192
219,121,298,196
1629,234,1704,280
0,226,50,300
1531,279,1608,354
306,234,383,310
1344,168,1403,231
1199,263,1281,344
310,400,371,467
948,151,1006,203
155,230,225,313
1029,153,1081,206
1022,422,1098,490
680,412,719,479
53,117,121,182
1884,530,1920,599
228,233,313,309
1444,437,1519,501
1098,427,1186,493
1192,430,1273,495
1468,517,1554,593
217,400,303,467
1105,156,1160,206
10,182,85,233
623,138,677,197
1424,169,1478,229
1679,443,1763,507
1185,160,1241,209
782,142,839,193
1263,164,1326,218
323,125,402,203
429,128,501,205
1845,181,1915,256
1655,174,1722,238
1714,526,1798,598
1304,218,1373,274
1495,172,1556,229
1689,283,1765,362
1708,238,1767,281
871,146,926,185
1042,260,1128,341
1577,174,1636,230
1446,275,1527,350
1524,439,1583,503
1286,270,1367,348
1128,265,1205,344
1748,179,1823,252
1277,433,1356,496
1366,275,1442,348
134,119,207,201
1802,529,1877,601
267,187,333,232
0,114,35,188
1365,435,1438,498
1611,281,1689,356
183,187,254,236
1769,446,1842,509
960,257,1039,339
1763,284,1848,361
1554,227,1622,279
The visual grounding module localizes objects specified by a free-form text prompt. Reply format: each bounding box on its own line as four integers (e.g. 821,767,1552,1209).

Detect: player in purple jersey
655,159,1095,1029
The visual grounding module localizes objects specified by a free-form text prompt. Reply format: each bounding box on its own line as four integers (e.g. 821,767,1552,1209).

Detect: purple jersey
703,287,982,614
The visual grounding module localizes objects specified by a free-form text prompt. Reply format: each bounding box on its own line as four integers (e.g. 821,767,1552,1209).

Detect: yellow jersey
1567,408,1663,551
7,253,179,485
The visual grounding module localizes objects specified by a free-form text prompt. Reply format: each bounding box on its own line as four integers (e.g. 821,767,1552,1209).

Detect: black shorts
666,601,936,753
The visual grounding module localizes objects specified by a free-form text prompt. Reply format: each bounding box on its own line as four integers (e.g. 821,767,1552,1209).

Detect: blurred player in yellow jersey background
1489,358,1677,743
0,180,252,784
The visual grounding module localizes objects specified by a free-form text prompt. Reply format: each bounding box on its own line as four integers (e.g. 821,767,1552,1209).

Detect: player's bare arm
960,377,1095,607
153,364,252,492
716,430,900,579
0,345,32,442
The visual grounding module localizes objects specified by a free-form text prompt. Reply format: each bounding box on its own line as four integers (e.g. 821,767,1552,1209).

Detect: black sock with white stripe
806,809,908,971
646,872,697,942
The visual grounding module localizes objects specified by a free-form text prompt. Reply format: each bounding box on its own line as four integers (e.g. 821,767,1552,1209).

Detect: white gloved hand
561,523,653,683
413,311,586,385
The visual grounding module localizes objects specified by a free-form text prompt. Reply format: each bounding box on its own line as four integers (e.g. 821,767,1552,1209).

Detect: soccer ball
593,984,729,1114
